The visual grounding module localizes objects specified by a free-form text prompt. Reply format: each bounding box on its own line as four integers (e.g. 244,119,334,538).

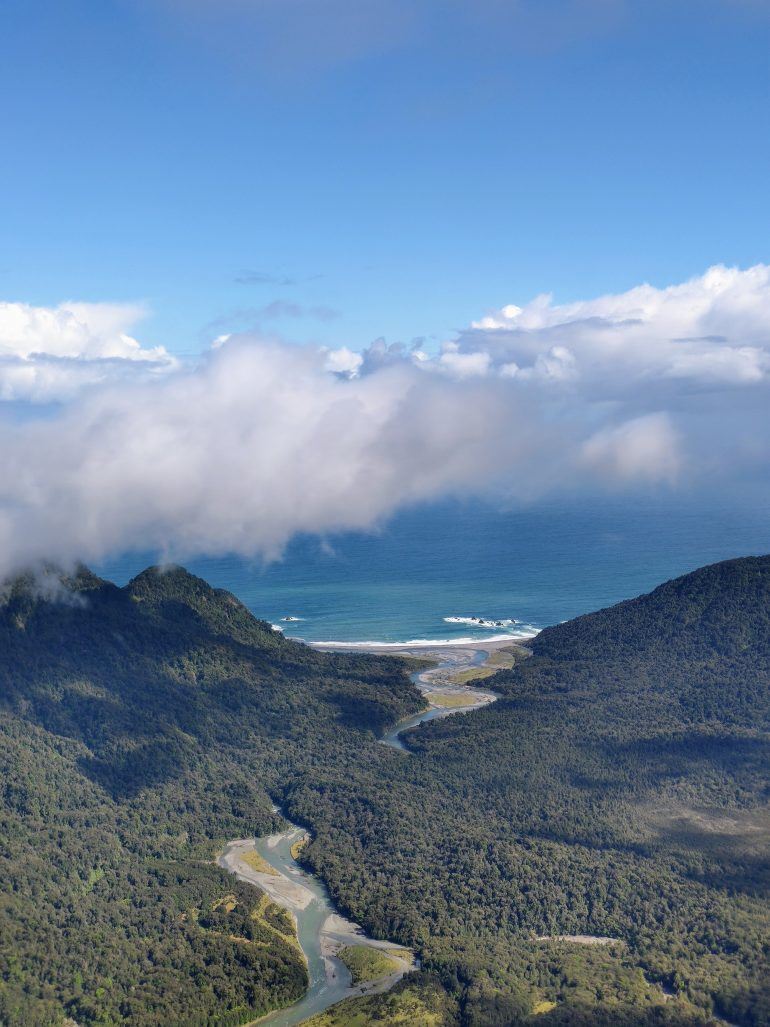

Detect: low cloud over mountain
0,264,767,577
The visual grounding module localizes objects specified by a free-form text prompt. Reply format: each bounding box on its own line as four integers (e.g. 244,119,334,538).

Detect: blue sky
1,1,769,577
3,0,769,357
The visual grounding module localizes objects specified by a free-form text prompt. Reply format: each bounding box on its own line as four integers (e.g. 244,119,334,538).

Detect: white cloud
0,339,541,578
323,346,363,377
437,343,491,378
0,301,175,402
463,264,770,390
580,414,681,484
0,264,767,578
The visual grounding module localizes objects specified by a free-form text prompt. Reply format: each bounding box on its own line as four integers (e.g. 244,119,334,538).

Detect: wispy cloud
257,300,339,321
234,270,298,287
234,269,324,287
154,0,628,76
204,301,341,348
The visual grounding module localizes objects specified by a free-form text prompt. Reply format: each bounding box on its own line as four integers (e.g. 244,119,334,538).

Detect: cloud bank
461,263,770,389
0,264,767,579
0,301,175,402
0,340,542,575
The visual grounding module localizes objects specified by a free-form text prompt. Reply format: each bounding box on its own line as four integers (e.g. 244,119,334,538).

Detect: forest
0,557,768,1025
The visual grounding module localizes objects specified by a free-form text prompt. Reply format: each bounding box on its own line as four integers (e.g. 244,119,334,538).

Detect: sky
0,0,769,576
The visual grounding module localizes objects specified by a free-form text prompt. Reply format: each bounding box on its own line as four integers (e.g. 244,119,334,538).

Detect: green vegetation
300,974,459,1026
288,557,770,1026
0,565,420,1025
447,665,498,685
447,646,521,685
240,848,280,876
291,835,309,861
260,900,300,948
428,691,479,708
337,945,400,984
1,556,768,1026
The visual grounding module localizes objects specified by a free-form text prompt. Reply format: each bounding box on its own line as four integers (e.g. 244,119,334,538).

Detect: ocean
95,492,769,645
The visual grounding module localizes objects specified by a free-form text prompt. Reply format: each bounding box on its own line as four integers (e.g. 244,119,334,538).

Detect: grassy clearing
290,835,308,861
446,646,524,685
532,1000,557,1014
299,975,457,1026
644,802,770,856
337,945,400,984
240,848,279,876
382,947,413,962
211,894,238,913
446,665,497,686
428,692,479,708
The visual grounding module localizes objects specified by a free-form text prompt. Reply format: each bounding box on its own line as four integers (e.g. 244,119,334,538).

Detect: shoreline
367,638,525,750
309,634,533,658
308,631,537,651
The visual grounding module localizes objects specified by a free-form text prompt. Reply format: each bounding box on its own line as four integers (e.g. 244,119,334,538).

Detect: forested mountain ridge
486,554,770,738
289,557,770,1026
0,565,421,1025
1,557,768,1027
504,555,770,729
530,555,770,663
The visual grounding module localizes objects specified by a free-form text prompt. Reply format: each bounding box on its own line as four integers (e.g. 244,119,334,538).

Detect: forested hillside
0,566,421,1025
1,558,768,1026
288,557,770,1026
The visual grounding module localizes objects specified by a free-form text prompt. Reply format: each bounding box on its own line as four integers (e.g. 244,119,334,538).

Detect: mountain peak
126,563,211,598
1,563,108,605
125,563,280,647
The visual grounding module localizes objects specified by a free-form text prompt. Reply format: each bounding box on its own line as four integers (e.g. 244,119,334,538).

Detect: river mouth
376,640,507,750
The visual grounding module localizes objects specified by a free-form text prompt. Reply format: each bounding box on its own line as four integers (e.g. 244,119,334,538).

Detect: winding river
218,640,506,1026
219,824,413,1026
380,644,500,750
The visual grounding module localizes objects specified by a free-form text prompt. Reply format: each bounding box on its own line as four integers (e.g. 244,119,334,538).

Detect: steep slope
0,565,421,1026
286,558,770,1027
510,554,770,728
1,557,768,1027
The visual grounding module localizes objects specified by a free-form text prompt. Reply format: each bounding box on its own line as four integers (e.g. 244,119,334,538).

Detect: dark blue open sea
95,492,769,645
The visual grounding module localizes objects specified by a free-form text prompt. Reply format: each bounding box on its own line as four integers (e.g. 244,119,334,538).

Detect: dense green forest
1,558,768,1025
289,557,770,1026
0,566,421,1024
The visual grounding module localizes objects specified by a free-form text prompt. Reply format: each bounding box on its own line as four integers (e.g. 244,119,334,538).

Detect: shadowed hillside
0,565,421,1025
1,558,768,1026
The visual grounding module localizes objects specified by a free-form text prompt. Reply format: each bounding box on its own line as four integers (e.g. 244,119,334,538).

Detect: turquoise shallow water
249,827,354,1026
95,493,769,643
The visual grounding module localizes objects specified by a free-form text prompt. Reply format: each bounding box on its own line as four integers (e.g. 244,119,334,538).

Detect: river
379,641,502,750
219,639,508,1026
219,824,414,1026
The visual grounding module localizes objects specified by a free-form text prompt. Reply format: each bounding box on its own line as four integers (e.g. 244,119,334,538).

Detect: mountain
290,557,770,1027
0,565,420,1025
0,557,768,1027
